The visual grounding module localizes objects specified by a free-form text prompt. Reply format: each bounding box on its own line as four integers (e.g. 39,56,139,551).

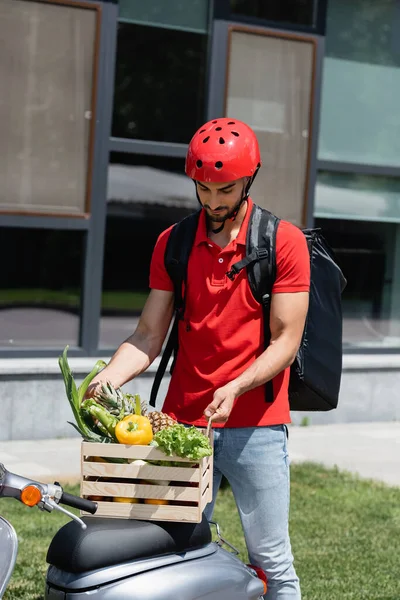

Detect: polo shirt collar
194,198,254,247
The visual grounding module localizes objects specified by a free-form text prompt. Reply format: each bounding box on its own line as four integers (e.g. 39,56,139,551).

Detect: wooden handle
206,416,212,439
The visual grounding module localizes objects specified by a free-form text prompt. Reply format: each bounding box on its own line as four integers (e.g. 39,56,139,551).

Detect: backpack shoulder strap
246,205,280,403
246,204,280,309
164,210,201,313
149,210,200,407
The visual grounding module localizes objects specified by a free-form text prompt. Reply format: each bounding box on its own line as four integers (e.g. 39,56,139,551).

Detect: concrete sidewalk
0,422,399,487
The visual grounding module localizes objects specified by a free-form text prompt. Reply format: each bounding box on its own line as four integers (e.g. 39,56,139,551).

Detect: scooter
0,463,267,599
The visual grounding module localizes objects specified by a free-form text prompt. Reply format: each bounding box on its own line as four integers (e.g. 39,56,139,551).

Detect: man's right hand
83,379,107,401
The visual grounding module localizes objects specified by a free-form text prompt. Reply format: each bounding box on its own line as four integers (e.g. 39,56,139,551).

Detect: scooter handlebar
60,491,98,515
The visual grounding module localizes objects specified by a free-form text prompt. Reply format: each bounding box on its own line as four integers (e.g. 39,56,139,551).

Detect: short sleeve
272,220,310,293
149,226,174,291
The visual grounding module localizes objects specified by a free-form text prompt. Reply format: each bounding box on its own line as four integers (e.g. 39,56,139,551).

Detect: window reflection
100,153,197,349
0,228,83,347
112,23,208,143
318,0,400,165
230,0,315,26
316,217,400,349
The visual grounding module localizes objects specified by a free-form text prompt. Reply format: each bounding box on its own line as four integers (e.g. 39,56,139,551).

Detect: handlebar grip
60,491,98,515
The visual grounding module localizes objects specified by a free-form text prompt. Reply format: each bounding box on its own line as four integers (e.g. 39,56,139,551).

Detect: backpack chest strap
226,248,269,281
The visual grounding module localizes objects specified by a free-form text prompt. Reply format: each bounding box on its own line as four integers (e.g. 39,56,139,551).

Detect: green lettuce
153,424,213,461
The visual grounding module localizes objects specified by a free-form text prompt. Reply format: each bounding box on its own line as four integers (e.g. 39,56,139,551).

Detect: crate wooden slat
82,462,201,482
82,443,196,461
81,481,199,502
80,437,213,523
83,501,200,522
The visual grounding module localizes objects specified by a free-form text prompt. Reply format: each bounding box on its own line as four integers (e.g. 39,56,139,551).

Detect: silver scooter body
44,515,265,599
0,464,265,599
46,543,264,599
0,517,18,599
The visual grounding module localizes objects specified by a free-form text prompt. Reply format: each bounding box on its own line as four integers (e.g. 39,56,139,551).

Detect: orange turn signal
20,485,42,507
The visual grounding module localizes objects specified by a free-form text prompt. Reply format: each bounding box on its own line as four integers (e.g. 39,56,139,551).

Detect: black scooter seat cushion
46,516,212,573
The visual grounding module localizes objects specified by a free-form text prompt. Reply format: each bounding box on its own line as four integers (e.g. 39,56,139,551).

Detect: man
88,118,310,599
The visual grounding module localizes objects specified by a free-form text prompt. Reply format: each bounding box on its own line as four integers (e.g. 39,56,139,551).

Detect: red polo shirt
149,198,310,428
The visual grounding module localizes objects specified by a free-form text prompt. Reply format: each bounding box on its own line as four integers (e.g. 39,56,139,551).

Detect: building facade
1,0,400,439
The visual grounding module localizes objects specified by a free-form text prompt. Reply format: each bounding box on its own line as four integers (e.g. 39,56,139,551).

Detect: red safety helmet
185,118,261,182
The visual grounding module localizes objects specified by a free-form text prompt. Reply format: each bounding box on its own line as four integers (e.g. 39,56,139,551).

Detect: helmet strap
194,163,261,234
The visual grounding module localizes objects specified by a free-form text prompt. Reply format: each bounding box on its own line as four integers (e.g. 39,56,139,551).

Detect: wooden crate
80,438,213,523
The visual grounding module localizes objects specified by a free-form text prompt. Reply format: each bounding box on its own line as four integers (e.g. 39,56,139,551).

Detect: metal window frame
0,0,118,358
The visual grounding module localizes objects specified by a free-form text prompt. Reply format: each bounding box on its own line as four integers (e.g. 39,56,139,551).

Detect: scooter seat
46,515,212,574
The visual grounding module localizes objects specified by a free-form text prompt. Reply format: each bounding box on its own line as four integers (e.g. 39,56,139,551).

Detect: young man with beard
88,118,310,599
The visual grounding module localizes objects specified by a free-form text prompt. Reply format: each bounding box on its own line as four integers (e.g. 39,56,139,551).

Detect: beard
204,197,244,224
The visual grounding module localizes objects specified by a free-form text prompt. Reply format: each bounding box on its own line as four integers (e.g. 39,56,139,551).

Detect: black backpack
150,204,347,412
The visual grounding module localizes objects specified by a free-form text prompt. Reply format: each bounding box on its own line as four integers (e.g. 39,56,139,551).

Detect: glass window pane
119,0,209,33
226,30,315,226
0,0,98,216
100,153,196,349
318,0,400,166
316,218,400,349
112,23,208,143
314,171,400,223
0,228,84,347
230,0,316,27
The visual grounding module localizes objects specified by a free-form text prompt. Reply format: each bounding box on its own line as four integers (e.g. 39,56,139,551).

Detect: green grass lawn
2,463,399,600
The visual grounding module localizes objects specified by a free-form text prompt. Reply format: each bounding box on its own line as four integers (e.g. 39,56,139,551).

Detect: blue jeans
204,425,301,600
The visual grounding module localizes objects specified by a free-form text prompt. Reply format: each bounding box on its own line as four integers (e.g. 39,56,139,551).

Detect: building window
315,171,400,349
99,153,196,349
316,217,400,349
230,0,316,27
225,29,315,226
318,0,400,166
314,171,400,222
112,22,208,144
0,228,84,348
118,0,209,33
0,0,99,216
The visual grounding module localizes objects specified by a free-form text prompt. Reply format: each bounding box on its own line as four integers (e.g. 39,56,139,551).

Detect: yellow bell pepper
115,414,153,445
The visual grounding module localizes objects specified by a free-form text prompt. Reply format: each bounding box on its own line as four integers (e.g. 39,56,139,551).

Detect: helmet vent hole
228,121,235,125
215,161,223,170
231,131,239,137
199,129,206,134
219,137,225,144
215,127,222,131
203,136,210,143
196,160,203,168
212,120,218,124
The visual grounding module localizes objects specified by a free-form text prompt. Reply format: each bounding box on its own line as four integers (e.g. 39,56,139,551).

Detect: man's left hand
204,384,238,423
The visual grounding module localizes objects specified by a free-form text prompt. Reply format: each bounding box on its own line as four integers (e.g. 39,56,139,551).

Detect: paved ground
1,422,399,487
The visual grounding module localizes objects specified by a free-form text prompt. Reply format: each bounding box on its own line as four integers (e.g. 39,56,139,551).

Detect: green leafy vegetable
153,424,213,461
58,345,111,443
81,399,119,441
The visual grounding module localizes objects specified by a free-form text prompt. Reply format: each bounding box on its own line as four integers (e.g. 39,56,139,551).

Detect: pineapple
94,383,175,434
94,381,136,417
144,410,177,434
